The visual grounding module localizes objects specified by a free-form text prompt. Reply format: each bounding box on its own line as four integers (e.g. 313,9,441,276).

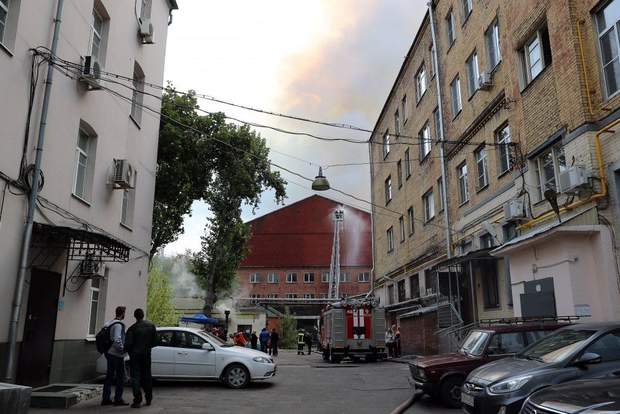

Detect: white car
96,327,276,388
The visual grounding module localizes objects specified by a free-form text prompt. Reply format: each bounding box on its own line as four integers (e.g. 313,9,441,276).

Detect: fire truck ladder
328,209,344,299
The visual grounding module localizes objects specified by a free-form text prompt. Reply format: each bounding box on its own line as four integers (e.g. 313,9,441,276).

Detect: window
286,293,298,299
140,0,152,20
394,109,401,136
582,330,620,362
120,187,135,229
397,279,406,302
423,189,435,222
73,126,96,202
268,272,278,283
267,293,278,298
90,2,109,65
420,123,432,159
503,222,518,242
437,177,444,211
250,294,260,304
598,1,620,98
480,233,495,249
401,95,408,123
382,131,390,158
0,0,9,44
404,149,412,178
451,76,462,117
460,240,473,255
487,332,526,355
534,143,567,198
475,146,489,189
286,273,297,283
446,9,456,46
425,270,437,294
466,51,480,95
321,272,330,283
385,176,392,205
320,293,328,299
397,160,403,188
157,331,175,347
409,274,420,299
339,272,350,282
358,272,370,283
519,24,552,86
485,19,501,70
304,272,315,283
131,61,145,126
88,277,101,336
481,261,500,308
250,273,260,283
457,162,469,204
399,216,405,243
387,227,395,253
176,332,206,349
387,285,395,304
303,293,315,299
462,0,472,21
416,64,428,102
496,124,512,174
407,207,415,235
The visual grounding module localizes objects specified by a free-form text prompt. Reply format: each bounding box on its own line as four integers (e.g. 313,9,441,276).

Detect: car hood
468,357,545,385
529,378,620,413
220,345,273,360
413,353,477,369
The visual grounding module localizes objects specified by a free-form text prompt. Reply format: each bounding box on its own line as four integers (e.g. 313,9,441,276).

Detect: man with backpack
99,306,128,406
124,308,157,408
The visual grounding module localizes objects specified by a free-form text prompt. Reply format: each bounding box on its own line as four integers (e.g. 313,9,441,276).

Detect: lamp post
224,310,230,337
312,167,330,191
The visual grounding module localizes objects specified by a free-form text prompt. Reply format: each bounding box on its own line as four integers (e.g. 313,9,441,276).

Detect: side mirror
575,352,602,366
202,343,215,351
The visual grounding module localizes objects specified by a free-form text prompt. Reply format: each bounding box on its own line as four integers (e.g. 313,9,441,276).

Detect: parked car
409,321,565,407
521,376,620,413
461,322,620,414
96,327,276,388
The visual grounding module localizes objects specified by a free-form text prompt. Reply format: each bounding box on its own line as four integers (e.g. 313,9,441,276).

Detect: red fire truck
320,297,387,363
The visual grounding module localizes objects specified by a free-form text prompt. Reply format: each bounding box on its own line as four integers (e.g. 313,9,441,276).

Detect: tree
146,260,179,327
280,313,298,349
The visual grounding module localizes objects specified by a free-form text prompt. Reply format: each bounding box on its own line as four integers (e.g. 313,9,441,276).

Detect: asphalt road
31,350,457,414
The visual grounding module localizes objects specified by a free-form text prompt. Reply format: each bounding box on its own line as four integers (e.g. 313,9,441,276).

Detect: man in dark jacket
124,308,157,408
269,328,279,356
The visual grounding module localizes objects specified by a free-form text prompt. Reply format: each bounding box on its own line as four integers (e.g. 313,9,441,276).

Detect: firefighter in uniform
297,330,306,355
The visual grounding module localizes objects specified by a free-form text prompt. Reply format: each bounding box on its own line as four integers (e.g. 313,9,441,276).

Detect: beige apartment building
0,0,177,385
370,0,620,355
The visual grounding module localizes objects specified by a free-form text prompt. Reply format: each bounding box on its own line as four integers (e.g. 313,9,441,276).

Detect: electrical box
503,197,525,221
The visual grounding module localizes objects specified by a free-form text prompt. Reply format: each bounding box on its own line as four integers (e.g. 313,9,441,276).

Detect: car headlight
253,356,273,363
413,366,426,380
488,375,532,394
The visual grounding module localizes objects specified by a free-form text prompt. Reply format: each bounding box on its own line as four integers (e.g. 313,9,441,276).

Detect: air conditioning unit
80,255,101,277
478,72,493,90
138,18,154,44
79,56,102,90
559,165,589,193
504,197,525,221
112,159,135,189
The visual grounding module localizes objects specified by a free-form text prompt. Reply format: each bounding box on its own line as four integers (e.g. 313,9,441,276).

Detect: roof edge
167,0,179,10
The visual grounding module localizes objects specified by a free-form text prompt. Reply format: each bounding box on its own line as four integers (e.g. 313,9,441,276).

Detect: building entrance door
16,269,61,387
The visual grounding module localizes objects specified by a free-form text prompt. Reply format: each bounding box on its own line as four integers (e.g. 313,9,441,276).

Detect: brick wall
399,312,438,356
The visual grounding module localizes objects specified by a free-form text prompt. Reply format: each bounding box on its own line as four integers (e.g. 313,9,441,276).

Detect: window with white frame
90,2,109,65
420,123,432,159
321,272,330,283
250,273,260,283
385,176,392,205
423,189,435,222
286,293,298,299
407,206,414,235
462,0,473,21
401,95,408,123
382,131,390,158
286,272,297,283
519,24,552,87
304,272,315,283
485,19,501,70
267,293,278,298
475,145,489,189
387,226,395,253
73,127,96,202
88,277,102,336
466,51,480,95
394,109,401,136
399,216,405,243
458,162,469,204
480,233,495,249
446,9,456,46
451,75,462,117
131,61,145,126
397,160,403,188
268,272,278,283
320,293,328,299
597,1,620,98
303,293,315,299
358,272,370,282
120,186,136,229
250,294,260,303
496,124,512,174
437,177,444,211
405,149,412,178
533,143,567,198
339,272,350,282
416,64,428,102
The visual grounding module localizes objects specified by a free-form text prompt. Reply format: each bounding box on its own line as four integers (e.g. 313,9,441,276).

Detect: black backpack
95,321,122,354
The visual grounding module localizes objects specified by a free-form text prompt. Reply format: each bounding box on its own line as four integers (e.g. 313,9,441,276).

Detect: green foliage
280,313,298,349
146,260,180,327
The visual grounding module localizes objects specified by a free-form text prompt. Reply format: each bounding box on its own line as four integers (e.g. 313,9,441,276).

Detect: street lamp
312,167,330,191
224,310,230,337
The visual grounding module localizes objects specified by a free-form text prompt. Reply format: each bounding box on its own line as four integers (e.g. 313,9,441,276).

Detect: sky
163,1,426,255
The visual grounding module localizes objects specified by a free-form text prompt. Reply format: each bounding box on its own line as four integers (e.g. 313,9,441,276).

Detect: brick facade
398,312,438,356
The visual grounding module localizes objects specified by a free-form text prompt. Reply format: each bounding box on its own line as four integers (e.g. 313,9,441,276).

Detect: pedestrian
124,308,157,408
385,327,394,358
394,325,401,358
259,327,270,353
250,331,258,350
101,306,129,406
234,331,247,347
304,330,312,355
269,328,279,356
297,330,306,355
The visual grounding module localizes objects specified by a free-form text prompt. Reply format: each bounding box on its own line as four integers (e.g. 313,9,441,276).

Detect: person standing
385,327,394,358
297,330,306,355
259,328,270,353
250,332,258,350
394,325,401,358
102,306,128,406
269,328,279,356
304,330,312,355
124,308,157,408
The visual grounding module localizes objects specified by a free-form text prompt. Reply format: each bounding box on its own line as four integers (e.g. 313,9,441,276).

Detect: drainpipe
367,134,377,299
428,1,452,259
4,0,65,383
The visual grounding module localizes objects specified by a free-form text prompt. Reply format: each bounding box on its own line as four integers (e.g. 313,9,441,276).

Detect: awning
180,313,220,325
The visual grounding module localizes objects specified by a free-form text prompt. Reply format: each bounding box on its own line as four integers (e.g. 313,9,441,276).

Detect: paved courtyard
32,350,456,414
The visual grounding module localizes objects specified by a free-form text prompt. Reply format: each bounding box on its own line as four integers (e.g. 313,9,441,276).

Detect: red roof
240,195,372,268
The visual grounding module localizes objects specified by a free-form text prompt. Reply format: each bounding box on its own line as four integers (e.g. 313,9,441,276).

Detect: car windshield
460,330,491,356
200,331,233,347
519,329,596,363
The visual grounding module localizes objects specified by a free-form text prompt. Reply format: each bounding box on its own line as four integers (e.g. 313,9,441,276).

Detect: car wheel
440,376,464,408
224,364,250,389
